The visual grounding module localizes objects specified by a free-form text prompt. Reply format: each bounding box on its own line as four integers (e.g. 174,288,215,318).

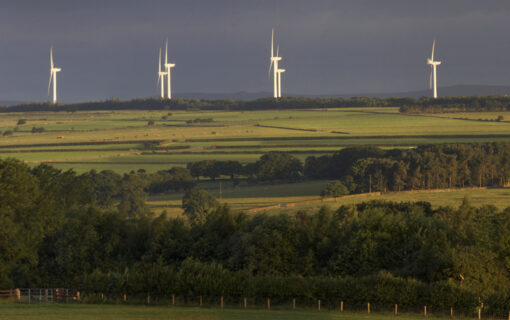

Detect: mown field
1,108,510,173
147,180,510,216
0,304,478,320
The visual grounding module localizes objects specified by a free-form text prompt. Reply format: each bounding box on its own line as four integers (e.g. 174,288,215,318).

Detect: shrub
321,181,349,198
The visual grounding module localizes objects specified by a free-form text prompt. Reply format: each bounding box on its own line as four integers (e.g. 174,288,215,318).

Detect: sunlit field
1,108,510,173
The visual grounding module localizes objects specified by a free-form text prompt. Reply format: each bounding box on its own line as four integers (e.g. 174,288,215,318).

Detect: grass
0,304,474,320
1,108,510,173
147,180,510,217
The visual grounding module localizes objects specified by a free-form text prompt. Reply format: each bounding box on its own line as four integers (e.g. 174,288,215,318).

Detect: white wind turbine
48,47,62,104
157,48,166,98
427,40,442,99
164,39,176,99
276,45,285,98
269,29,282,98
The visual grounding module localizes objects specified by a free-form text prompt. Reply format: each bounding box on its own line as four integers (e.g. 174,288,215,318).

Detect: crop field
0,304,477,320
1,108,510,173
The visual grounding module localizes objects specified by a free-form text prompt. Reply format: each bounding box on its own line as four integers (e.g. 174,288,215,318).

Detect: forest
3,95,510,113
1,143,510,313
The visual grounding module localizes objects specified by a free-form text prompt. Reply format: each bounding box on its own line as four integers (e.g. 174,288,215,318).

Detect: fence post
172,294,175,305
450,307,453,317
77,291,80,302
267,298,271,310
424,306,427,316
395,304,398,316
478,307,481,320
15,288,21,301
147,293,150,305
368,302,370,314
318,299,321,311
200,296,203,306
341,300,343,312
243,297,247,309
293,298,296,310
28,288,31,304
45,289,48,302
221,296,224,309
123,293,126,302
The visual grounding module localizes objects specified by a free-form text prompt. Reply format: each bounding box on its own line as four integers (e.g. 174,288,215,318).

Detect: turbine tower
277,68,285,98
427,40,441,99
164,39,176,99
48,47,62,104
157,48,166,98
269,29,282,98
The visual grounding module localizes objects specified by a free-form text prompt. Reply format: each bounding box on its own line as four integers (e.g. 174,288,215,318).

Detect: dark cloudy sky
1,0,510,102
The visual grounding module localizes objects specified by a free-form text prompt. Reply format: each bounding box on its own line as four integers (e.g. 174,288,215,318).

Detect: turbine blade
48,72,53,96
276,44,279,57
431,40,435,61
50,46,54,69
429,69,433,89
268,61,273,79
271,28,274,58
157,49,161,87
165,38,168,66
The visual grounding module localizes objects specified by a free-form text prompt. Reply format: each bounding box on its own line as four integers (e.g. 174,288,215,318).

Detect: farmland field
1,108,510,173
0,304,477,320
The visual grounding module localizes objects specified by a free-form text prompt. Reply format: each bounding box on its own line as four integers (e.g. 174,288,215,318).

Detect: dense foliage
0,158,510,313
305,143,510,192
4,95,510,113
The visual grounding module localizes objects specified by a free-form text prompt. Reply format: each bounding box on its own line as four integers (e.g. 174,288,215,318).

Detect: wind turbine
48,47,62,104
157,48,166,98
276,45,285,98
427,40,442,99
164,38,176,99
269,29,282,98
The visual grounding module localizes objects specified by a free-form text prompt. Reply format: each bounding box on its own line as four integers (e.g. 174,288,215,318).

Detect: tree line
3,95,510,113
1,156,509,312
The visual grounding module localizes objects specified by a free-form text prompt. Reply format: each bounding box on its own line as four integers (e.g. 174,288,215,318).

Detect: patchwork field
1,108,510,173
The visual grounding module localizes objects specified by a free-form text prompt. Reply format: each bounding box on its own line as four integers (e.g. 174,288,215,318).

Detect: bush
17,119,26,125
147,120,155,126
31,126,45,133
3,130,13,136
321,181,349,198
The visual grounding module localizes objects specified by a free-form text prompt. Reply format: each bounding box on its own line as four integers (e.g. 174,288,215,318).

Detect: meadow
0,304,481,320
1,108,510,174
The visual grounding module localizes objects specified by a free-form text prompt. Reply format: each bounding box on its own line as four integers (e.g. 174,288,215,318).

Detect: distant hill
175,85,510,100
352,85,510,99
0,100,22,106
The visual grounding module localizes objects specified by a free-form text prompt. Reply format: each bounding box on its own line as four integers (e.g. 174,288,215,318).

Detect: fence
2,288,79,304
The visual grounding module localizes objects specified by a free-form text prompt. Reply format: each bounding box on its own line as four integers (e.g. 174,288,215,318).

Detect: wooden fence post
450,307,453,317
200,296,203,306
341,300,343,312
45,289,48,302
293,298,296,310
424,306,427,316
368,302,371,314
221,296,224,309
243,297,247,309
172,294,175,305
267,298,271,310
77,291,80,302
15,288,20,301
395,304,398,316
318,299,321,311
147,293,150,305
478,307,481,320
123,293,126,302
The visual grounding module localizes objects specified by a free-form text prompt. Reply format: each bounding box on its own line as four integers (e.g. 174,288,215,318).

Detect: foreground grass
0,304,465,320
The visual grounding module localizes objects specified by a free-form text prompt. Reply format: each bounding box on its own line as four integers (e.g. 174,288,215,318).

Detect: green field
0,304,474,320
1,108,510,173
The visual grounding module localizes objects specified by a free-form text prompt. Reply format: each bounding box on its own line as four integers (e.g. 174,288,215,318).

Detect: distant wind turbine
48,47,62,104
269,29,283,98
157,48,166,98
427,40,442,99
164,38,176,99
